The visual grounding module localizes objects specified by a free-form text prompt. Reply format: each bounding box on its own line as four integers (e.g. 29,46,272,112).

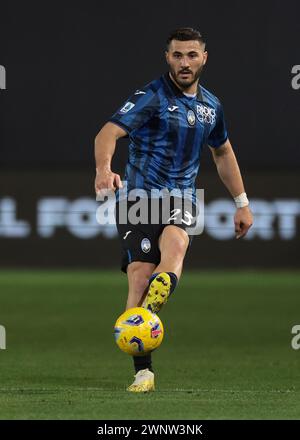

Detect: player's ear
203,51,208,65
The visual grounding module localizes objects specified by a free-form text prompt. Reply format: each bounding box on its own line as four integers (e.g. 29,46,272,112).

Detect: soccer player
94,27,253,392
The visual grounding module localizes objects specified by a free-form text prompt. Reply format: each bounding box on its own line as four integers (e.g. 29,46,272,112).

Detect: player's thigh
127,261,156,292
115,199,161,273
158,225,189,260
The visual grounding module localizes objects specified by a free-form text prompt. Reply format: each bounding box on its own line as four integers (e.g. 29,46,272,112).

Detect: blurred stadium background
0,0,299,419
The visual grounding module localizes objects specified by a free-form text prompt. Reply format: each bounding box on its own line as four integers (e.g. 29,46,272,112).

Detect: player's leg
127,226,190,390
126,261,156,310
156,224,189,279
115,199,159,392
142,225,189,313
126,261,156,392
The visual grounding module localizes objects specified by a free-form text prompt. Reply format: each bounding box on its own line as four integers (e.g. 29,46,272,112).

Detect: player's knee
162,236,188,262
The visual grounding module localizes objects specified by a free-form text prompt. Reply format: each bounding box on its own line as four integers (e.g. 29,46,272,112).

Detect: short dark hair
166,27,206,50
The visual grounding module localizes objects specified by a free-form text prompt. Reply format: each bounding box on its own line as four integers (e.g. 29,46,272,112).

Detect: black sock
166,272,178,294
133,354,153,373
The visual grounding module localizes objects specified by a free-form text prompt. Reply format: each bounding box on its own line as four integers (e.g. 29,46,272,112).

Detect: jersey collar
162,72,208,103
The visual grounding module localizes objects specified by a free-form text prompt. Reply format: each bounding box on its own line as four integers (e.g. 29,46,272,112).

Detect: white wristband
234,192,249,208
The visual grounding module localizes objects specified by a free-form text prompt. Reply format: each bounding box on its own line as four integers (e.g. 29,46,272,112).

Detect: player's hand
95,168,123,199
234,206,253,239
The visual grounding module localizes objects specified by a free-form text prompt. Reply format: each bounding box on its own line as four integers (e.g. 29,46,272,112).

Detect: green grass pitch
0,270,300,419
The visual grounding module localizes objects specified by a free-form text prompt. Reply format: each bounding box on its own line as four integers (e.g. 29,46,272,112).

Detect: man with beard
94,27,253,392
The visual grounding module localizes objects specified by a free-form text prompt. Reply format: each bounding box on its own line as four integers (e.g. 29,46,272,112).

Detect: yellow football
114,307,164,356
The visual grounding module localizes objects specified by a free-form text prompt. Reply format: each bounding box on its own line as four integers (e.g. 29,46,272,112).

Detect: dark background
0,0,299,267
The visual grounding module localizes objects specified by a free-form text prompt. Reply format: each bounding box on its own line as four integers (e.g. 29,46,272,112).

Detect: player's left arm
209,139,253,239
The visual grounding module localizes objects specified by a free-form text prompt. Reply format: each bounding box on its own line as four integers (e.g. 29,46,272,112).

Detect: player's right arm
94,122,127,195
95,83,158,196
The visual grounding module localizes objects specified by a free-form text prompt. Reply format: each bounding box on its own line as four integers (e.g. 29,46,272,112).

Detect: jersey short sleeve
207,102,228,148
108,88,158,135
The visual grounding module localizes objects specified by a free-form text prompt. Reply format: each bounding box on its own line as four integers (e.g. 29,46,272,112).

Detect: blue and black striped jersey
108,72,228,203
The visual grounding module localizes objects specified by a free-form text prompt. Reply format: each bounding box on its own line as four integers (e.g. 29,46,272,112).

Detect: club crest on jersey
119,101,135,114
141,238,151,253
187,109,196,126
196,104,216,125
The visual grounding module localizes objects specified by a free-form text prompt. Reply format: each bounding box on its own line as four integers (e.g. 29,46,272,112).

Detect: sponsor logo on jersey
168,105,179,112
119,101,135,114
196,104,216,124
123,230,132,239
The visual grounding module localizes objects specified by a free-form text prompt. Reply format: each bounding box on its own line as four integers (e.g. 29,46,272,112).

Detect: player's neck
169,72,199,95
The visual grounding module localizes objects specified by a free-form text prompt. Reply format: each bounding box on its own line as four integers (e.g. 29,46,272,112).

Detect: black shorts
115,197,197,273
